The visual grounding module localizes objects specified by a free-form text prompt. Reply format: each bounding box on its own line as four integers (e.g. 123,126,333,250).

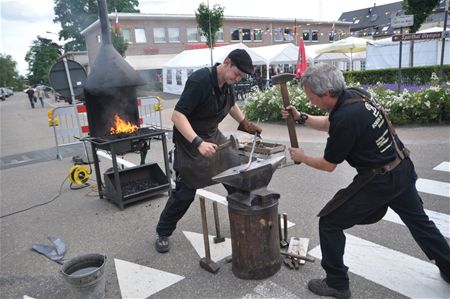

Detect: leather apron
173,85,241,189
317,93,407,224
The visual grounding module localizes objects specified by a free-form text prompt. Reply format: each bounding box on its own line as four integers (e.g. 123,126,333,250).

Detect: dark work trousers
319,158,450,290
156,178,236,237
28,95,35,108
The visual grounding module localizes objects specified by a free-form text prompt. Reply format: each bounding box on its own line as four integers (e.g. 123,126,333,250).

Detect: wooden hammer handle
280,84,300,164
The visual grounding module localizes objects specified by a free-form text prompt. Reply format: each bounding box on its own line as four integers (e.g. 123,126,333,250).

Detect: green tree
402,0,440,66
25,37,63,85
0,54,20,89
402,0,440,33
195,2,225,48
111,29,128,56
53,0,140,51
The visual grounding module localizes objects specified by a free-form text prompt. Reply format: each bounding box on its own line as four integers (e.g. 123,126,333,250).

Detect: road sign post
391,15,414,95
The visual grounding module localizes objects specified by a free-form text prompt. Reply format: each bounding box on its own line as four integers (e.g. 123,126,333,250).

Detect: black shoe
155,235,170,253
441,269,450,284
308,279,351,299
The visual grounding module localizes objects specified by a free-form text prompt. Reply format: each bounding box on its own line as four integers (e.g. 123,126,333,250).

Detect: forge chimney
84,0,145,138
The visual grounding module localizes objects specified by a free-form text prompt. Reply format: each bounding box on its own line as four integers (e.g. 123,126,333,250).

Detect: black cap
227,49,254,75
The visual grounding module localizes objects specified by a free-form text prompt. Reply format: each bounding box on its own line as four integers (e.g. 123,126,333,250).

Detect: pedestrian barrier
49,96,163,159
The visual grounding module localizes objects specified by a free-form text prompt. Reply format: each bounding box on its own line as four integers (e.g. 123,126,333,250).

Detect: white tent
163,43,266,94
251,43,314,81
366,26,450,70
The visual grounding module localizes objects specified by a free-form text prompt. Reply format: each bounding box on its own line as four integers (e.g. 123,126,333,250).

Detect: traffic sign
391,15,414,28
392,31,445,42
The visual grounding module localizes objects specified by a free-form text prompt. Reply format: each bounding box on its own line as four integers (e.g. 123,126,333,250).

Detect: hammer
271,73,300,164
216,134,239,151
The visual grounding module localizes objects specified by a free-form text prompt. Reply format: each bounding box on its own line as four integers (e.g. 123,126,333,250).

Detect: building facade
339,1,448,39
81,13,350,69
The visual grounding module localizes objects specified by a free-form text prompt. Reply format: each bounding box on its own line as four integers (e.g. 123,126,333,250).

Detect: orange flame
110,114,138,134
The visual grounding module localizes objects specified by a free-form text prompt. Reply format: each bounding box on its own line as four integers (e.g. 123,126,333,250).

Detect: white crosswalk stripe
309,234,450,298
416,178,450,198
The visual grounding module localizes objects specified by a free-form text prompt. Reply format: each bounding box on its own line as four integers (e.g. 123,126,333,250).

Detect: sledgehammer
272,73,300,164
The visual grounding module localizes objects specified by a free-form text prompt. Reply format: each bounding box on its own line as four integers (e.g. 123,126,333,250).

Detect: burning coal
110,114,138,134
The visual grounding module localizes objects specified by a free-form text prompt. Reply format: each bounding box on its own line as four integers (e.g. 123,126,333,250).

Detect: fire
110,114,138,134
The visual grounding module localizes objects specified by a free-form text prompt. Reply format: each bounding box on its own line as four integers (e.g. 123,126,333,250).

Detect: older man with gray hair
281,63,450,299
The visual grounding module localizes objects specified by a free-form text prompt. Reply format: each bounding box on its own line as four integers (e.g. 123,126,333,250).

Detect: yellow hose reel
68,165,90,185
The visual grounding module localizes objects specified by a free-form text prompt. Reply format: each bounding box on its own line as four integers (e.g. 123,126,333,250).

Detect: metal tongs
240,119,260,172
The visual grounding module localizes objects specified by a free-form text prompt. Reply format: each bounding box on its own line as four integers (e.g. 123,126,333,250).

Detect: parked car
0,87,13,101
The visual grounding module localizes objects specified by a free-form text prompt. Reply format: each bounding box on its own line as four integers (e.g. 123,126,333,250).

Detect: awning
125,54,177,70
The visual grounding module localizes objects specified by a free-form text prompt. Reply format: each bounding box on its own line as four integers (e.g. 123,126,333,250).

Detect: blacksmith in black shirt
281,64,450,299
154,49,262,253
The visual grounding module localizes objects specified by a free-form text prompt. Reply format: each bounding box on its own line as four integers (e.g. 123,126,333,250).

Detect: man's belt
372,148,409,175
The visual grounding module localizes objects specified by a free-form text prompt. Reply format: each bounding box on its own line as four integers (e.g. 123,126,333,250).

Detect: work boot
308,279,351,299
155,235,170,253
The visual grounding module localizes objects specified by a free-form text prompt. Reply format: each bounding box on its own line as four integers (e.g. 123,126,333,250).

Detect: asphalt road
1,92,449,299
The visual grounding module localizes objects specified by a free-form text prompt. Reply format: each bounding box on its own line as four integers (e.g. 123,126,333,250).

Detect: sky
0,0,398,76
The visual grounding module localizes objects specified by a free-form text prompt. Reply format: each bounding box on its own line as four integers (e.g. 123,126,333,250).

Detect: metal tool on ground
288,237,310,265
199,196,220,273
280,251,315,263
279,214,288,248
283,213,289,246
212,155,285,279
271,73,300,164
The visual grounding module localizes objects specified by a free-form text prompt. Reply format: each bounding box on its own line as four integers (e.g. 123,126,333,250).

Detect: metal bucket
60,254,107,299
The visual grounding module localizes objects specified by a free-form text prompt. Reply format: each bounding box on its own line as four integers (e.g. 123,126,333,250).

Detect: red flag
114,8,120,33
296,37,307,78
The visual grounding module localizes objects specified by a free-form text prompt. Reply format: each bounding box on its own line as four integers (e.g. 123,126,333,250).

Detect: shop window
283,28,294,41
274,28,283,41
231,28,240,41
168,28,180,43
253,29,262,41
187,28,199,42
311,30,319,41
215,28,224,42
122,29,131,43
153,28,165,43
135,28,147,43
302,30,310,41
242,28,251,41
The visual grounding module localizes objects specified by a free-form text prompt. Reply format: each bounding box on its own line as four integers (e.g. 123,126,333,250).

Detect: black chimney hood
84,0,145,138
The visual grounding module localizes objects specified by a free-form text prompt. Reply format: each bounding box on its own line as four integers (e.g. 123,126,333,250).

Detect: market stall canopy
251,43,313,65
316,36,369,54
125,54,177,70
315,37,369,70
163,43,266,69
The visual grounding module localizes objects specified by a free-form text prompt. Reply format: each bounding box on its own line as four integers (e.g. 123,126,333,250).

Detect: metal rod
283,213,288,243
397,27,403,95
439,0,449,83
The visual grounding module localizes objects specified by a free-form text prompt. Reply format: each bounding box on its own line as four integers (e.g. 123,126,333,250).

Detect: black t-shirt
324,88,396,171
175,64,233,117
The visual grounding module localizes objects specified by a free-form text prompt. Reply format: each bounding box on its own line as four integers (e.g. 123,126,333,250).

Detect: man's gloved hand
238,118,262,135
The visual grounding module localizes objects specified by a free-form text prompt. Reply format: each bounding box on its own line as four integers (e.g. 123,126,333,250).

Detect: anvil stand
212,155,285,279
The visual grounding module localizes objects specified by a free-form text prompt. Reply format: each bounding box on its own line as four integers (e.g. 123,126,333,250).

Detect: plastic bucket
60,254,107,299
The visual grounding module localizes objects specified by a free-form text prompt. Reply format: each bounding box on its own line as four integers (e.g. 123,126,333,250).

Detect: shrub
243,79,450,125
